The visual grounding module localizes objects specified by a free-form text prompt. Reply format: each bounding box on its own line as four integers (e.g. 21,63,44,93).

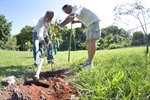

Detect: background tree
59,27,73,51
0,14,12,49
14,25,33,51
131,31,145,46
98,25,131,49
74,27,86,50
4,36,17,50
25,41,31,51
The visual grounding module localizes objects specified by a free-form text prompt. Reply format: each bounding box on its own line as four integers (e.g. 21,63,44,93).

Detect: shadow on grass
39,68,75,79
0,65,35,79
0,65,76,80
26,56,34,59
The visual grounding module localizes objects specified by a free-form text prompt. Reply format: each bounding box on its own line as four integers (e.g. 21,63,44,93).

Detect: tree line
0,14,150,51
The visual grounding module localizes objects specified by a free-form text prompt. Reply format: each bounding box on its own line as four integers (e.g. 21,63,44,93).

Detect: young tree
114,0,150,53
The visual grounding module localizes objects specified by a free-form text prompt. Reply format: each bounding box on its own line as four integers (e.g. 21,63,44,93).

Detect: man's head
45,10,54,23
62,4,72,14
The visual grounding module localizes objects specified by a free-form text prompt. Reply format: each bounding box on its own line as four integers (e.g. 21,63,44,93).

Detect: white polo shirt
71,5,100,27
32,17,49,41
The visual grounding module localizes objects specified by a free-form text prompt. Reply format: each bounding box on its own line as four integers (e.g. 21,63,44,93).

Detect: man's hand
71,20,75,24
55,25,62,30
55,25,64,31
41,40,49,50
44,44,48,51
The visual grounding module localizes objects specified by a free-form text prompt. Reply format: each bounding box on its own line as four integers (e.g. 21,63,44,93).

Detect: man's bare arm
72,20,81,24
59,13,76,27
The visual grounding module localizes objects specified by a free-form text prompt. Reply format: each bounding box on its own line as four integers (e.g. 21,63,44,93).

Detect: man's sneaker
82,64,94,68
81,59,89,66
81,59,94,68
34,74,39,80
48,61,54,64
34,63,39,67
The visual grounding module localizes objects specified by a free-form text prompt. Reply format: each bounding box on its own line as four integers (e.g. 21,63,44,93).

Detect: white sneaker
83,64,94,68
34,74,39,80
81,59,94,68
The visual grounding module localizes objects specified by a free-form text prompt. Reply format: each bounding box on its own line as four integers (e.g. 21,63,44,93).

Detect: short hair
45,10,54,16
62,4,71,9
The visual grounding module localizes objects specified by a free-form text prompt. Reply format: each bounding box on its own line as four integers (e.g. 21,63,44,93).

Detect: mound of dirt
0,68,80,100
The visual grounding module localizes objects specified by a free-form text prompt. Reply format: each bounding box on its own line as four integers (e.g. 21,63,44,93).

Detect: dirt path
0,68,80,100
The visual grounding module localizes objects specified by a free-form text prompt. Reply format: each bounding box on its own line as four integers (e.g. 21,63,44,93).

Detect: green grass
0,47,150,99
72,47,150,100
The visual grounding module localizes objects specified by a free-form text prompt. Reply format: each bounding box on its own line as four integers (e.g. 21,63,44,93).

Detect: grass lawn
0,47,150,99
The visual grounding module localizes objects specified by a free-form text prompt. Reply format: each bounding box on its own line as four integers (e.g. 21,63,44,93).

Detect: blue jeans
32,32,54,65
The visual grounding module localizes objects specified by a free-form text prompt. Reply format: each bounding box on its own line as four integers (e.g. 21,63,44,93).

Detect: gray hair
45,10,54,16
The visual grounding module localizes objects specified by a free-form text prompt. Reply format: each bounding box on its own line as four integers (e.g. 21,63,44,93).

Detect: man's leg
54,44,57,55
44,37,54,63
87,39,96,64
82,21,100,68
34,40,40,64
47,43,54,63
32,32,40,66
39,46,45,57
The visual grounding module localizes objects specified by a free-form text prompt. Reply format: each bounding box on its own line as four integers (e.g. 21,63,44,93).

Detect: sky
0,0,150,36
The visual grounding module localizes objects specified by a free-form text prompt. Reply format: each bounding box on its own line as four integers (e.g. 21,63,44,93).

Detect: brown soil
0,68,80,100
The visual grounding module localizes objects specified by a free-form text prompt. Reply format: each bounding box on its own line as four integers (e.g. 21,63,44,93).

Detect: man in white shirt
32,10,54,67
57,4,101,68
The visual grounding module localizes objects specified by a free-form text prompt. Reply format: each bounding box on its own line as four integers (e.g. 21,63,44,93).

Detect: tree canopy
0,14,12,49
